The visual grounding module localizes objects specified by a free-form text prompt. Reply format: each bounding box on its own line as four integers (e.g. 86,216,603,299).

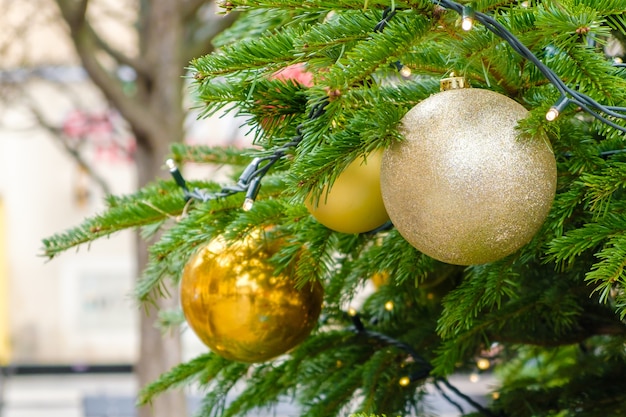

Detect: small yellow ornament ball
305,149,390,234
381,87,557,265
180,233,324,363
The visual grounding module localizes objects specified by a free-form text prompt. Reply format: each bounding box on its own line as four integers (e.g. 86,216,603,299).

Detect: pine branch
547,213,624,267
580,162,626,214
194,360,252,417
137,352,217,405
191,24,308,78
437,261,520,340
41,181,186,259
320,12,432,92
221,361,291,417
169,143,255,166
586,234,626,305
222,0,422,12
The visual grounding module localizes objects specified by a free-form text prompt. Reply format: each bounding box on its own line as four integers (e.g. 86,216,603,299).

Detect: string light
167,99,328,207
384,300,394,311
347,311,498,417
461,6,475,31
166,159,190,196
433,0,626,133
242,177,261,211
373,7,397,32
546,96,570,121
476,358,491,371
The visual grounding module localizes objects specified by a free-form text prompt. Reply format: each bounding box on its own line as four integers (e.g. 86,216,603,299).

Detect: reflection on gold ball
381,88,557,265
180,233,323,363
306,150,390,234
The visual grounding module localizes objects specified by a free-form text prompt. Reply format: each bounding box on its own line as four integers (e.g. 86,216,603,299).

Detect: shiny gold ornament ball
180,234,324,363
380,88,557,265
305,149,390,234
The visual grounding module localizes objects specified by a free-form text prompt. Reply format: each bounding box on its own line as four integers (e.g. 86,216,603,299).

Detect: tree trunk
135,135,187,417
134,3,187,415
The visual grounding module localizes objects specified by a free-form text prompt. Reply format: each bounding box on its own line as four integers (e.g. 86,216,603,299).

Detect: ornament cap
440,74,469,91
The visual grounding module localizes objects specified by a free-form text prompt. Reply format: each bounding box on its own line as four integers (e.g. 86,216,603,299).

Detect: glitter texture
380,88,557,265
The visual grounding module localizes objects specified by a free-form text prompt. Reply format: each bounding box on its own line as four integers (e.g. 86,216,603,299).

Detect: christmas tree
43,1,626,416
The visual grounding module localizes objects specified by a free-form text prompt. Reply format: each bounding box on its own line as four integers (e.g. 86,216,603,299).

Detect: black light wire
167,98,328,206
349,312,498,417
434,0,626,133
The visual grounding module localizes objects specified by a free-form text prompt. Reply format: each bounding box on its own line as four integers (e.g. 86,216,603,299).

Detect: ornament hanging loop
440,74,469,91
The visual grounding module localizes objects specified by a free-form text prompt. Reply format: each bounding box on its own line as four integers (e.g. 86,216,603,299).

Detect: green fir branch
547,214,624,267
41,181,186,259
191,24,308,78
437,261,520,339
137,353,218,406
223,0,422,12
194,360,252,417
585,234,626,307
169,143,253,166
580,161,626,215
322,12,432,91
221,361,292,417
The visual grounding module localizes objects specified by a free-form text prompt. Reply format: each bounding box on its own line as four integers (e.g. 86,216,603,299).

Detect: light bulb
546,96,569,121
476,358,491,370
242,198,254,211
399,376,411,387
462,17,474,31
348,307,358,317
384,301,394,311
461,6,475,31
399,66,412,78
242,177,261,210
545,108,559,121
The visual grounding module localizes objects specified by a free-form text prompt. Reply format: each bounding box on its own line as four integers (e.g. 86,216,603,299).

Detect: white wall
0,78,138,364
0,73,250,365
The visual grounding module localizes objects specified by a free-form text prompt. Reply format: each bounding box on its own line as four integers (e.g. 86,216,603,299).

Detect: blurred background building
0,0,243,368
0,0,138,367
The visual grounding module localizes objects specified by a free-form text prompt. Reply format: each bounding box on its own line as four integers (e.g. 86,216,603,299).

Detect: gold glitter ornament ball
380,87,557,265
180,233,324,363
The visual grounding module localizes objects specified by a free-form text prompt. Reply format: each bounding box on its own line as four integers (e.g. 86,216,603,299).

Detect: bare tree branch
86,23,150,78
55,0,165,150
26,101,112,196
56,0,88,28
182,11,239,65
182,0,210,19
